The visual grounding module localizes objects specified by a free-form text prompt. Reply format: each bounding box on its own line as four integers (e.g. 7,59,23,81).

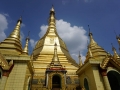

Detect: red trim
49,68,65,70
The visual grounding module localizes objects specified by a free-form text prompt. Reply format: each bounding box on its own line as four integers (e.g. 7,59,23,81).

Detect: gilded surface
32,7,79,77
85,32,107,63
0,17,22,55
31,6,79,89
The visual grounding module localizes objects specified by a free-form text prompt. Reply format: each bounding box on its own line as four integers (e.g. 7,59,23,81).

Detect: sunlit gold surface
0,17,22,55
85,32,107,63
32,7,79,77
32,6,79,89
22,37,30,55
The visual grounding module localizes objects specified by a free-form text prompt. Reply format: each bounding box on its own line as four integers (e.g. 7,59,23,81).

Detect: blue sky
0,0,120,63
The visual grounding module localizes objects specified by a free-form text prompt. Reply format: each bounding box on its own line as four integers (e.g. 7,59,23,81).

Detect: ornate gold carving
50,38,54,44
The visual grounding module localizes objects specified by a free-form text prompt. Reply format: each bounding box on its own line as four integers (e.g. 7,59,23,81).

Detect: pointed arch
107,71,120,90
52,74,61,88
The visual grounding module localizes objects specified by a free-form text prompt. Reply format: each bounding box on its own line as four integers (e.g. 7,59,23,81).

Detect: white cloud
38,19,88,62
3,13,9,17
0,14,8,42
30,39,37,49
39,25,48,37
21,23,25,28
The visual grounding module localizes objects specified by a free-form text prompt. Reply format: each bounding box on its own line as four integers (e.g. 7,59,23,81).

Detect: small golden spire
88,25,97,46
111,43,120,60
22,31,30,55
78,51,83,67
52,43,60,65
8,16,22,40
84,25,107,63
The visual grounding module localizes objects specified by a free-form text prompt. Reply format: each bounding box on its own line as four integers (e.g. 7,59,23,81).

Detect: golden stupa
31,6,79,89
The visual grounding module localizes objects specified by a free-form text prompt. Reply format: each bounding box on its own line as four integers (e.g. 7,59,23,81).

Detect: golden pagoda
31,6,79,90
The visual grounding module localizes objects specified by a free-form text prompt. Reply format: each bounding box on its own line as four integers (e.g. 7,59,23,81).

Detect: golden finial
88,25,96,45
49,5,55,24
111,43,120,60
51,5,55,12
22,31,30,55
78,51,83,67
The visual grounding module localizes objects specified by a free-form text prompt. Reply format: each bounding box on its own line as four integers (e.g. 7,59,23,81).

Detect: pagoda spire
0,17,22,55
78,51,83,67
45,5,57,35
84,25,107,63
51,43,60,65
22,31,30,55
8,16,22,40
49,5,55,26
88,26,97,46
111,43,120,60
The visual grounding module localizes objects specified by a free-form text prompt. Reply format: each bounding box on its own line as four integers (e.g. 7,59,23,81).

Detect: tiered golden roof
32,6,79,76
85,32,107,63
0,17,22,55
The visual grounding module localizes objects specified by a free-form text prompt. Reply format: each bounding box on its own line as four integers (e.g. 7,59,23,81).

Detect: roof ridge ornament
114,30,120,53
111,43,120,60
